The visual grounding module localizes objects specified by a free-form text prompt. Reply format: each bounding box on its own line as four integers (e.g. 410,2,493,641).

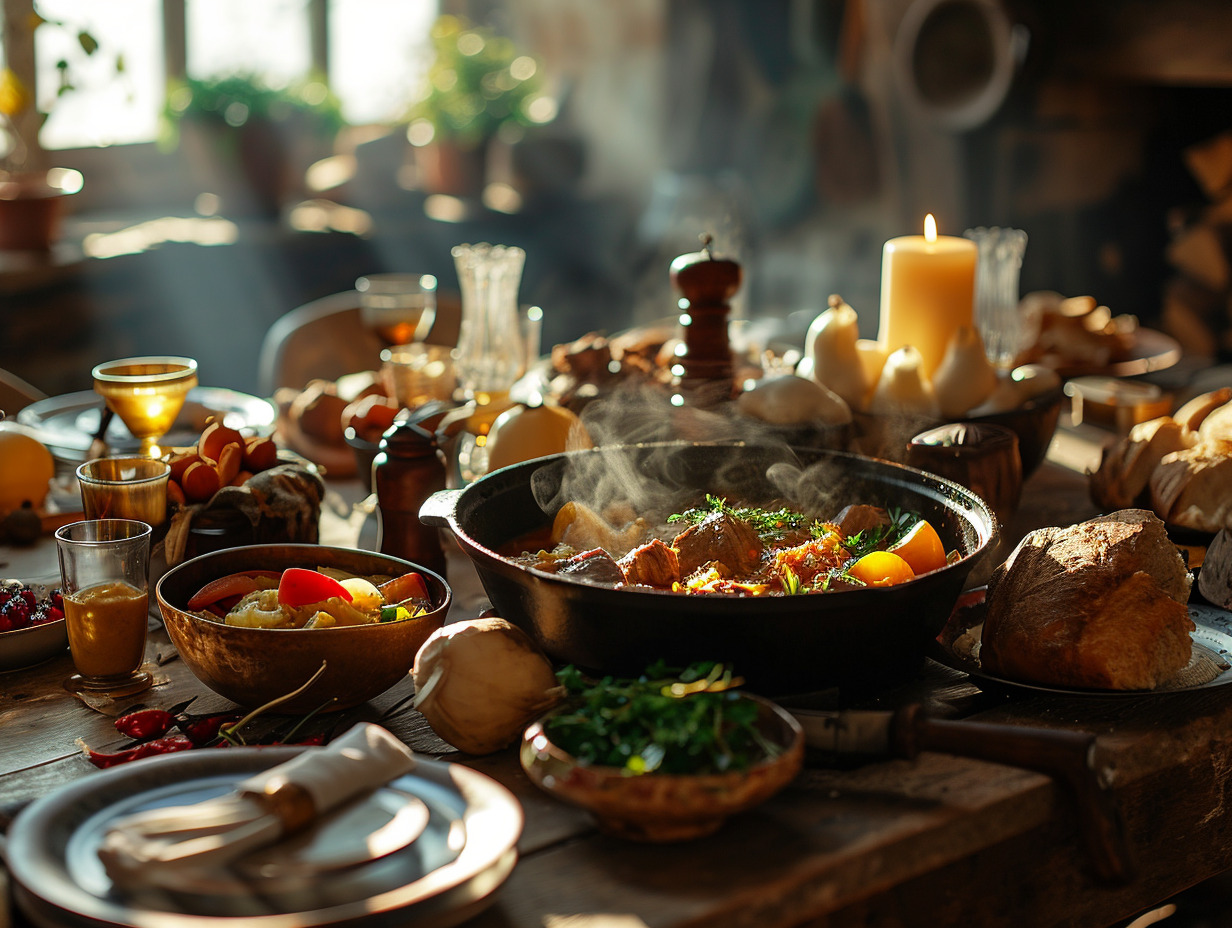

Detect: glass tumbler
55,519,153,697
965,226,1028,370
77,457,171,527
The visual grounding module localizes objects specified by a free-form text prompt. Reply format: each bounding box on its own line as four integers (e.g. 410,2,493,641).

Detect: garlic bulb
932,325,998,418
868,345,939,418
800,295,869,409
737,374,852,426
412,617,564,755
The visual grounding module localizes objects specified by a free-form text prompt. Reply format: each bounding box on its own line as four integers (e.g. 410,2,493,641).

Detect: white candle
878,215,977,379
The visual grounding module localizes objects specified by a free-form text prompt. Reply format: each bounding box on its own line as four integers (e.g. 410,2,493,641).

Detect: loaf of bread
1088,390,1232,531
981,510,1194,690
1150,440,1232,533
1090,416,1192,510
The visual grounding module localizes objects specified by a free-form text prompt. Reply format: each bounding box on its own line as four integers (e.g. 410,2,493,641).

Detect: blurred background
2,0,1231,397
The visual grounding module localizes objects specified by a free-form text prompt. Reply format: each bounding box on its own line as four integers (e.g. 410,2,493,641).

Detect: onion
411,617,565,755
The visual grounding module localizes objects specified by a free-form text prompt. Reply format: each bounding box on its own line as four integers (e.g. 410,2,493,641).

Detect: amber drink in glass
92,356,199,457
55,519,153,697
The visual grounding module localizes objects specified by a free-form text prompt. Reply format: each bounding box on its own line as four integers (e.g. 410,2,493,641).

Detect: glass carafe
965,226,1028,370
449,242,527,482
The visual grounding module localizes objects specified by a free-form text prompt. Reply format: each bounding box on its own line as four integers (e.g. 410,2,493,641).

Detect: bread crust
982,510,1194,690
1150,440,1232,533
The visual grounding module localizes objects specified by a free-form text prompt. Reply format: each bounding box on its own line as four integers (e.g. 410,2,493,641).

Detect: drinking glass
55,519,153,697
965,227,1028,370
76,457,171,528
357,273,438,347
92,356,199,457
380,343,457,410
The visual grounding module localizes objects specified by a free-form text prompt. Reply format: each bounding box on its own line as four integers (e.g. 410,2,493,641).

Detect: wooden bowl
852,384,1064,479
520,694,804,842
156,544,450,712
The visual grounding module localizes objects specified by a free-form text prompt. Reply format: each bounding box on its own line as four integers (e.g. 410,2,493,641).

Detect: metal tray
18,388,277,462
7,746,522,927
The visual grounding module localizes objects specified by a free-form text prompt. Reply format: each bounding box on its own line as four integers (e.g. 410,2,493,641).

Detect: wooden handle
891,705,1136,885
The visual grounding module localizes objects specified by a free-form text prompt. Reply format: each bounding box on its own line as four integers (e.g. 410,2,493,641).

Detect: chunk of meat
830,504,890,542
619,539,681,588
672,512,764,578
555,548,626,586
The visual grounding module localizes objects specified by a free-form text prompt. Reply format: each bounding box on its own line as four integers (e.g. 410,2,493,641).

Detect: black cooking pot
421,442,997,695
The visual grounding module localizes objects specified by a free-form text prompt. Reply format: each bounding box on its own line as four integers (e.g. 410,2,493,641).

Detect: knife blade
789,704,1135,886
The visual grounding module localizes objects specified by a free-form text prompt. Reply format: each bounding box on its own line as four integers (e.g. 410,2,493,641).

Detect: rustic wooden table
2,423,1229,928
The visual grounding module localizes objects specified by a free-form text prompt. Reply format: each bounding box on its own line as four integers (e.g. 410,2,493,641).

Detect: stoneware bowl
156,544,450,712
0,619,68,672
520,693,804,842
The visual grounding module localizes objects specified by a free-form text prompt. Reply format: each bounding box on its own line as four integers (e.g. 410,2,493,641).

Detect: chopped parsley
668,495,821,543
546,662,780,775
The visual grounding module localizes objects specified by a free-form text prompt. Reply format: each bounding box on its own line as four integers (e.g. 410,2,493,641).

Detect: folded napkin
98,722,417,893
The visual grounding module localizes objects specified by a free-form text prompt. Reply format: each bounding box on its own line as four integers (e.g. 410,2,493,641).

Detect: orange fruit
0,427,54,511
847,550,915,587
486,403,592,471
888,519,948,575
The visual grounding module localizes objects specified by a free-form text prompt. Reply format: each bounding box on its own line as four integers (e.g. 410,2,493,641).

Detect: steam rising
530,381,866,525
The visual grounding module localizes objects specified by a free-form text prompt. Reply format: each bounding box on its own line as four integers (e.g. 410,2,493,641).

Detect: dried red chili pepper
83,733,196,769
179,713,240,746
114,708,177,741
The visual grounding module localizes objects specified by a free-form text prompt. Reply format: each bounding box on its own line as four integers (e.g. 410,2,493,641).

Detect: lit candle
878,214,977,380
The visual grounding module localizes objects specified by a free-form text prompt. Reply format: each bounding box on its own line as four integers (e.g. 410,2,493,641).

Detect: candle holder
965,226,1028,370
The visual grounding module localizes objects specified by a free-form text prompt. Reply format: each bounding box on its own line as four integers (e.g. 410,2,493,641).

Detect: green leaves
843,507,919,559
545,662,779,776
668,494,819,544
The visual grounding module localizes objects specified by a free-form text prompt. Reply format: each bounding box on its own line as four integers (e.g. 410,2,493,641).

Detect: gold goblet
92,356,199,458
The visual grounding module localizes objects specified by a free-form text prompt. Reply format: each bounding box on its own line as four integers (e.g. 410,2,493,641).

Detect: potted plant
0,13,102,250
405,15,549,197
161,73,345,219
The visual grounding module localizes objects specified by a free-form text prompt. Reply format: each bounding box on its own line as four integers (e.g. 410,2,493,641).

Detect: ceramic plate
931,589,1232,698
17,388,277,462
1049,326,1183,379
7,746,522,927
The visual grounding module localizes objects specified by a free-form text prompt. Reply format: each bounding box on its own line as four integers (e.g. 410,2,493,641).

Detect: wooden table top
2,422,1229,928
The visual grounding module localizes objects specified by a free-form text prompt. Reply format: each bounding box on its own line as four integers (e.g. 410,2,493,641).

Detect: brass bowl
520,694,804,842
156,544,451,712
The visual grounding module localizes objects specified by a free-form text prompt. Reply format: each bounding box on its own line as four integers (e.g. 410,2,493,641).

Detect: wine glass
357,273,438,347
92,356,199,458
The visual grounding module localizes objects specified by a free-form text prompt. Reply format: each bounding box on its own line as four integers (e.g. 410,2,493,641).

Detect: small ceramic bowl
520,693,804,842
0,618,68,672
157,544,451,712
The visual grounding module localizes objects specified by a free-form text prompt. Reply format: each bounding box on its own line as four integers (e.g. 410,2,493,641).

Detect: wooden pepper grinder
670,234,742,407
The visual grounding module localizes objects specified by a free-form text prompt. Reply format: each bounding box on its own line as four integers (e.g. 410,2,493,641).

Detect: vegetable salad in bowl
186,567,433,629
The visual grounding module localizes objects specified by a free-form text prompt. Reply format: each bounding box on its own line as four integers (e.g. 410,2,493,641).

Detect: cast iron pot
421,442,997,695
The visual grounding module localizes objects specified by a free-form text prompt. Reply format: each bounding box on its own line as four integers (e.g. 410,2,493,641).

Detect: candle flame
924,214,937,243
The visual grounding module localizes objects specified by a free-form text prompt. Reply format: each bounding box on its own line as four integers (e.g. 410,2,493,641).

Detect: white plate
7,746,522,927
17,387,277,462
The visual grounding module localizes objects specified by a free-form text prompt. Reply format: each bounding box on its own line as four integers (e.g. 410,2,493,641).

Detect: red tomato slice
377,571,430,605
277,568,353,608
187,571,279,610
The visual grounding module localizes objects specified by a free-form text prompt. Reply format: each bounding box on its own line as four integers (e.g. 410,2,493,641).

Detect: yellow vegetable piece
848,551,915,587
888,520,948,575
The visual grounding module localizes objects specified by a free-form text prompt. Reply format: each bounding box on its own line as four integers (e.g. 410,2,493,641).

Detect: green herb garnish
843,507,920,558
668,495,820,544
546,661,779,775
